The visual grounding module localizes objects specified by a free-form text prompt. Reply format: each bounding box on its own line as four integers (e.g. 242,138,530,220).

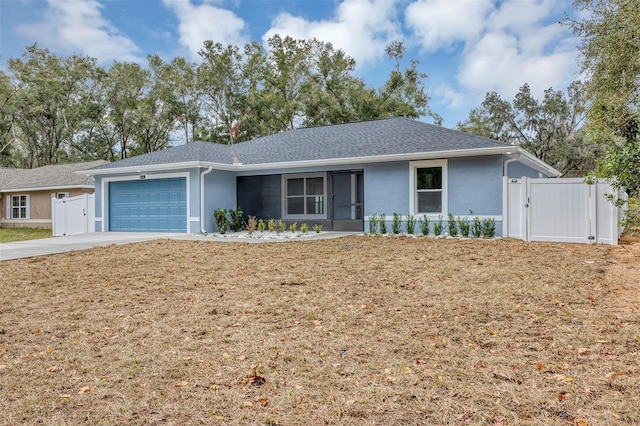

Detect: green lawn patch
0,227,52,243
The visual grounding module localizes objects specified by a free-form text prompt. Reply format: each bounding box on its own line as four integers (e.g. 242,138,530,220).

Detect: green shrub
267,218,276,233
472,217,482,238
289,222,298,233
406,214,416,235
448,213,458,237
482,218,496,238
379,214,387,234
313,224,322,233
419,216,430,236
257,219,266,233
457,216,470,237
392,213,401,234
276,219,286,234
368,215,379,234
300,223,309,234
214,209,228,234
433,216,443,236
228,208,245,232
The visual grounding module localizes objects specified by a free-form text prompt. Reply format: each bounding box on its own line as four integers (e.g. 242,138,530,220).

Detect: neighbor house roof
0,160,108,192
83,118,561,176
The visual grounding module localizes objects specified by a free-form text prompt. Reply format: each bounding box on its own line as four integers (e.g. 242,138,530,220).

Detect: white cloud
162,0,247,59
263,0,402,65
15,0,141,63
407,0,579,118
405,0,493,50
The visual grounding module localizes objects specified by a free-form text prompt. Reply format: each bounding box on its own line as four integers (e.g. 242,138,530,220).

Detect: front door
331,171,364,231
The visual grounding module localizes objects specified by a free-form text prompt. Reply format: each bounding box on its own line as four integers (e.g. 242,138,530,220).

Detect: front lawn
0,227,52,243
0,236,638,425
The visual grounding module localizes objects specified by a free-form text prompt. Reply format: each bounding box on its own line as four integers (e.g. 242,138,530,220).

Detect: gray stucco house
82,117,560,234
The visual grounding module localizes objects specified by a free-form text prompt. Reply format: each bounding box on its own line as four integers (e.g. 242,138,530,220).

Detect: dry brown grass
1,236,638,425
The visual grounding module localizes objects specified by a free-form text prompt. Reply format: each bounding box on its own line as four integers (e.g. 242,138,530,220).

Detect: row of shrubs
368,213,497,238
213,208,322,235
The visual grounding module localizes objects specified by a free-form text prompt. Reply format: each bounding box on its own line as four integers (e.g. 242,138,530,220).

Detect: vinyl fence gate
52,193,95,236
503,177,624,245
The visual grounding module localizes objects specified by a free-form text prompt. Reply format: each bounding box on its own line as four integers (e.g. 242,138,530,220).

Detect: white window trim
55,192,70,199
8,194,30,219
281,172,328,220
409,159,448,217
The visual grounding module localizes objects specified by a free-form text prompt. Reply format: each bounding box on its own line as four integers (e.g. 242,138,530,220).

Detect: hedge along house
81,117,560,234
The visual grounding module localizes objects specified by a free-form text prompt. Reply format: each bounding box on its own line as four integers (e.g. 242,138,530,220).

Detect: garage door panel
109,178,187,232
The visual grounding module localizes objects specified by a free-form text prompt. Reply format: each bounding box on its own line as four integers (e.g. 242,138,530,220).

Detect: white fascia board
78,161,210,176
0,184,95,193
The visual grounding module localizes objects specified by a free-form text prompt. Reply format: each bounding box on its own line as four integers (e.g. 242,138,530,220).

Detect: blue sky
0,0,582,127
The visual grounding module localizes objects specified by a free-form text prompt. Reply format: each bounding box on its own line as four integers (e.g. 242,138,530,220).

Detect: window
56,192,69,199
9,195,29,219
283,173,326,218
410,160,447,215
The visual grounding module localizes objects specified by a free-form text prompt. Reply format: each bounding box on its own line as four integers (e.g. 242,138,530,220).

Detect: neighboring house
81,117,560,234
0,160,107,229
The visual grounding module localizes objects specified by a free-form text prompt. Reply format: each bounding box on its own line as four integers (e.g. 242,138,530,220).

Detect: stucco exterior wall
506,160,547,178
1,188,93,229
203,169,236,232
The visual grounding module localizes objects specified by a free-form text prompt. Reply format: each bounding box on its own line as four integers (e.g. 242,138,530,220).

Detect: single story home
1,160,106,229
82,117,560,234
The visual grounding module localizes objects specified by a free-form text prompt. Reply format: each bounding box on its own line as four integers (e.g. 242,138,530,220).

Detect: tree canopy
569,0,640,226
0,37,438,168
456,82,597,176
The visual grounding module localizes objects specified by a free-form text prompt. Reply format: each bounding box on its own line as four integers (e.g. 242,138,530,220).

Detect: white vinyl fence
52,193,95,236
503,177,625,245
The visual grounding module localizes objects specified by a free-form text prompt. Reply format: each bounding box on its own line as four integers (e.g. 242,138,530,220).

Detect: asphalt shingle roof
88,117,510,171
0,160,107,190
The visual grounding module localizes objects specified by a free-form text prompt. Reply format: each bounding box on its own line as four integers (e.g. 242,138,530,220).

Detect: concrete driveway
0,231,353,261
0,232,188,261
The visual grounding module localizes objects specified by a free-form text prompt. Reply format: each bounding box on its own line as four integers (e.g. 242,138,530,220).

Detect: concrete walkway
0,231,354,261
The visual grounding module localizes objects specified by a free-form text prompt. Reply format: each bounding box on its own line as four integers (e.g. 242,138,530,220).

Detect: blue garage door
109,178,187,232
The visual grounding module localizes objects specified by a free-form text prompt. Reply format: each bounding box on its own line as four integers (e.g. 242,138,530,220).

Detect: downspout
503,153,521,177
200,166,213,233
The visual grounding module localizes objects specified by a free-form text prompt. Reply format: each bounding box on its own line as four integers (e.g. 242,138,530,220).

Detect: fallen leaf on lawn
59,394,72,398
175,381,188,388
260,398,269,407
536,362,545,371
34,329,41,335
402,366,412,374
78,386,91,394
46,347,53,354
47,366,57,372
558,392,566,401
242,402,253,408
576,419,588,426
578,348,589,355
245,366,266,386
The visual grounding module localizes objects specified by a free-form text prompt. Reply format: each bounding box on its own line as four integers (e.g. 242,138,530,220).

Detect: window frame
409,160,448,217
282,172,327,220
55,192,70,199
8,194,30,219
